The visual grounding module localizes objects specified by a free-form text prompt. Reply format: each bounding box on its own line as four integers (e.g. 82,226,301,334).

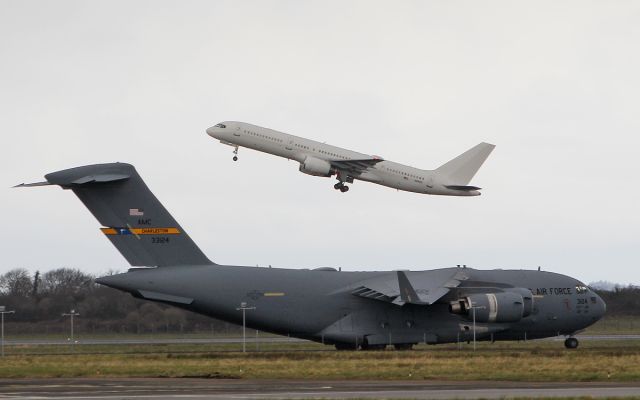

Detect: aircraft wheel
340,186,349,193
334,183,342,190
233,156,238,161
564,337,579,349
394,343,414,351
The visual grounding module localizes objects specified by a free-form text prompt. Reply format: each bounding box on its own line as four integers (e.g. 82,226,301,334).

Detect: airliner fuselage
207,121,494,196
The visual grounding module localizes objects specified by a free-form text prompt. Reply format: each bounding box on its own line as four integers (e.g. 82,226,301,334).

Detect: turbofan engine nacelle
449,289,534,323
299,156,333,177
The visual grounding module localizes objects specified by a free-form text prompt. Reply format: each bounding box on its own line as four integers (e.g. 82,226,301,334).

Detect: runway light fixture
236,302,256,353
62,309,80,351
0,306,15,357
469,304,486,351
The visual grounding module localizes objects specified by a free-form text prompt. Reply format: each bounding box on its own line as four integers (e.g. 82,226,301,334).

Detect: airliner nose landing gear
564,337,579,349
334,182,349,192
232,146,239,161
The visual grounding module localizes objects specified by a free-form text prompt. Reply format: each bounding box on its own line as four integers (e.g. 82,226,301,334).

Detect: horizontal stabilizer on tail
13,181,51,188
445,185,481,191
17,163,214,268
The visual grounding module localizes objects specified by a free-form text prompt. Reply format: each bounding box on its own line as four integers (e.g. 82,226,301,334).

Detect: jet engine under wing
351,268,467,306
329,157,384,176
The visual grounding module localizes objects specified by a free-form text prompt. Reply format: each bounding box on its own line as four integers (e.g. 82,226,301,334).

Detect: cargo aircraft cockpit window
214,123,226,128
576,285,588,294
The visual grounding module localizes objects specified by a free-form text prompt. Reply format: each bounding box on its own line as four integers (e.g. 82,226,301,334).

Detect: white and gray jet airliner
207,122,495,196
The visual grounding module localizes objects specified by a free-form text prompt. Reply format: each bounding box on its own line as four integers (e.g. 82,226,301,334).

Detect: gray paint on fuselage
98,266,606,345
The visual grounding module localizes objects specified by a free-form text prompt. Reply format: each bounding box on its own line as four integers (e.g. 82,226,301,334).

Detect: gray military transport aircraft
17,163,605,350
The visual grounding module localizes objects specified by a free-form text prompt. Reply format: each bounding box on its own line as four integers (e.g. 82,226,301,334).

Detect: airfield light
0,306,15,357
236,302,256,353
62,309,80,351
469,304,486,351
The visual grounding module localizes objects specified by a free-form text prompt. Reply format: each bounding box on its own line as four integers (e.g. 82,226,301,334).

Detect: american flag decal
129,208,144,216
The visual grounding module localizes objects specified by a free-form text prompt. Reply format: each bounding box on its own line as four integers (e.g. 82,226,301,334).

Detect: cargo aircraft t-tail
17,163,606,350
206,122,495,195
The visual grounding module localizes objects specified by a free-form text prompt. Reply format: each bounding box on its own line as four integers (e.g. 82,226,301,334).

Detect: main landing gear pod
564,337,579,349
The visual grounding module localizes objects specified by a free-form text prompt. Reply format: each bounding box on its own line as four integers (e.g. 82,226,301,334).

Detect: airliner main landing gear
334,172,352,193
232,146,239,161
564,337,579,349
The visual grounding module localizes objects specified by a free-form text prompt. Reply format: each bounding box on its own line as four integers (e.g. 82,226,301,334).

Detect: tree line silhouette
0,268,239,335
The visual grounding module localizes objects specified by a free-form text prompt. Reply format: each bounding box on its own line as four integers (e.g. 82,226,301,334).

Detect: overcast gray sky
1,1,638,285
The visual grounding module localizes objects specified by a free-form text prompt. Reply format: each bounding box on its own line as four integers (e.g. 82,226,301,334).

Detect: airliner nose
206,126,217,137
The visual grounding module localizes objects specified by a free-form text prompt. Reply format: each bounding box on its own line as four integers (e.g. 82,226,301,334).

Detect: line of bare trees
0,268,240,335
0,268,638,336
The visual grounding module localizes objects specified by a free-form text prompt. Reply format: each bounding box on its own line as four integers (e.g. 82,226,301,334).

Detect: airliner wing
351,269,467,306
329,157,384,175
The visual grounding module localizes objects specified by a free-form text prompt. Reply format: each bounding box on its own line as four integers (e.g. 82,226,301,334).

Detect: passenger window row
385,167,423,180
318,149,346,159
244,130,283,143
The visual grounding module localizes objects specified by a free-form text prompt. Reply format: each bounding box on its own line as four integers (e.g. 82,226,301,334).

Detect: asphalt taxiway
0,379,638,399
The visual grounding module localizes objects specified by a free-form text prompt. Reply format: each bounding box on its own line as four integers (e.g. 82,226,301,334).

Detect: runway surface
0,379,638,399
5,334,640,346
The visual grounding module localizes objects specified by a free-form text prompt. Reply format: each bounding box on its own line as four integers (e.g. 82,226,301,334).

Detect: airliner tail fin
435,142,495,185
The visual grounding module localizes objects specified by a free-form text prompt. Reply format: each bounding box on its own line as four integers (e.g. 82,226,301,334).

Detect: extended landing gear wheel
340,186,349,193
232,146,239,161
394,343,414,351
334,183,342,190
564,337,579,349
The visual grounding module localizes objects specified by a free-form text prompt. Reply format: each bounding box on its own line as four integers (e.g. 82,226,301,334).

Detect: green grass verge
1,341,640,381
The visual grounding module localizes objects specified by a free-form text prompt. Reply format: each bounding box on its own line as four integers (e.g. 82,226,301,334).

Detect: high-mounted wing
329,156,384,176
351,269,467,306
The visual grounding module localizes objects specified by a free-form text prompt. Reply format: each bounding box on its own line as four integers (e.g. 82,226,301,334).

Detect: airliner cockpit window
214,123,226,128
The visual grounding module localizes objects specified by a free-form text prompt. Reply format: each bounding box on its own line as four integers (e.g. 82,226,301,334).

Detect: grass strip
1,341,640,381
